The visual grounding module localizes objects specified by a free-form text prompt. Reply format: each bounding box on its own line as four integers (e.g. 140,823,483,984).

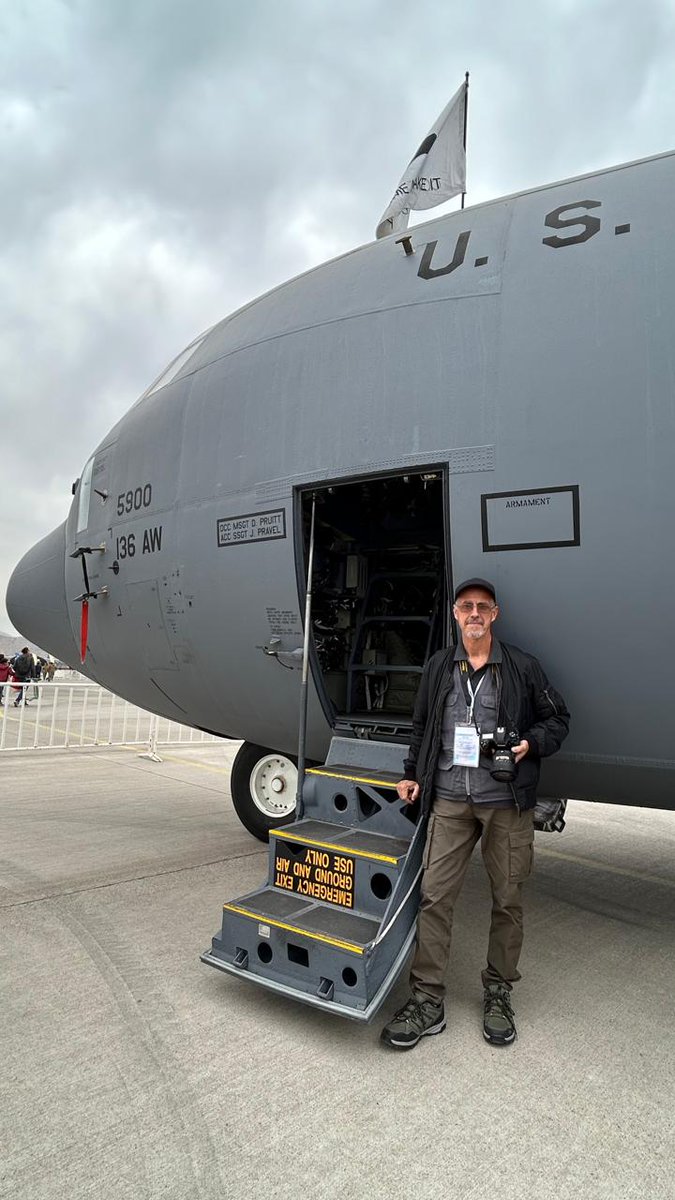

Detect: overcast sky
2,0,675,632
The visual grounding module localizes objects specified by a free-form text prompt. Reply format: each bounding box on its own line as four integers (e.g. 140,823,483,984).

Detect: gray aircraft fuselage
8,150,675,810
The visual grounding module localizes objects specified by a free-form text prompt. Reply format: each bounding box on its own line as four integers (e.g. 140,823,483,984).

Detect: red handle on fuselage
80,599,89,664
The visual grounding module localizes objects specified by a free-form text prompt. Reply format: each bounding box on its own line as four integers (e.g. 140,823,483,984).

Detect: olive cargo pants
410,798,535,1001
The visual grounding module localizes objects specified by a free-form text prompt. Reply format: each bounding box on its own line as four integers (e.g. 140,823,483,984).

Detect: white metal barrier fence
0,680,220,753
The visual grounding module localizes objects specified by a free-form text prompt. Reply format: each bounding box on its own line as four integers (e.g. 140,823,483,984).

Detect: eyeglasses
455,601,495,615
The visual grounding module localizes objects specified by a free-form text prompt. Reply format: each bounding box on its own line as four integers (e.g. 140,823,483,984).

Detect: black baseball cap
453,578,497,603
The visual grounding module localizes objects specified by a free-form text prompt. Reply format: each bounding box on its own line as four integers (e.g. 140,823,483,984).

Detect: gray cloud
2,0,675,629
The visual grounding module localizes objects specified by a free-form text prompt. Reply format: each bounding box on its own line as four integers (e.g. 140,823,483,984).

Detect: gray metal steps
306,764,401,790
222,885,380,950
269,818,410,919
271,818,410,862
202,737,424,1020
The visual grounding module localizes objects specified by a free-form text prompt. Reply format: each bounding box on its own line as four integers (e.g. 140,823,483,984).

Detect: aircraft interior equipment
304,474,446,733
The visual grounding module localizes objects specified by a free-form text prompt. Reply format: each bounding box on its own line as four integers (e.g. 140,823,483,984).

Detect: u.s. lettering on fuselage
416,199,630,281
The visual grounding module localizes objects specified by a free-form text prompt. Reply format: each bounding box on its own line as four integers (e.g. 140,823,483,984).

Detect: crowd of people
0,648,57,706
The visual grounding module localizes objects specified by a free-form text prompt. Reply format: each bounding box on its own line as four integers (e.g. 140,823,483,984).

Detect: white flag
376,80,467,240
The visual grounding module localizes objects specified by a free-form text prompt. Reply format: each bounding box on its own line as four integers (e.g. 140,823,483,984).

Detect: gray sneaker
483,983,516,1045
381,995,446,1050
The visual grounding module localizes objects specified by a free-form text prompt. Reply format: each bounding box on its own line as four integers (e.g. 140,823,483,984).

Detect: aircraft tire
230,742,299,842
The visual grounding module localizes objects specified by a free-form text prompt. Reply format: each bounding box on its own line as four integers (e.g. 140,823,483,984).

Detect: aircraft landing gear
230,742,298,842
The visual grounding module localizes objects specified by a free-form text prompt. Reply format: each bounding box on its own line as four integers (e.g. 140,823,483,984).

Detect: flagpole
460,70,469,210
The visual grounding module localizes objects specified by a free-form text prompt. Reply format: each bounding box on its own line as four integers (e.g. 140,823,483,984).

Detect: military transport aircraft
7,149,675,843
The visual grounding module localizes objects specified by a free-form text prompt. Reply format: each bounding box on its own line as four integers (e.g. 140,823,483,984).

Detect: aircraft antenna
295,493,317,817
460,70,469,210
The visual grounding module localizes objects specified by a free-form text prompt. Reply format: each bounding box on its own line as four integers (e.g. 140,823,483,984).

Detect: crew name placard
275,846,355,909
217,509,286,547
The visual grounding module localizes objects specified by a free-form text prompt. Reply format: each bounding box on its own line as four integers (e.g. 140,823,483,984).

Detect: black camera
480,726,520,783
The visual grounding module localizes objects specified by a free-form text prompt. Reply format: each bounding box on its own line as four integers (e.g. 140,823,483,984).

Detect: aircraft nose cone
6,522,79,665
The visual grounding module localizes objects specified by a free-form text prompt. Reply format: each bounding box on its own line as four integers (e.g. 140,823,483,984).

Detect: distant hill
0,631,50,660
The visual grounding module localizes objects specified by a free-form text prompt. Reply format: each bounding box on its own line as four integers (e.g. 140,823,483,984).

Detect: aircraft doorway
298,469,450,740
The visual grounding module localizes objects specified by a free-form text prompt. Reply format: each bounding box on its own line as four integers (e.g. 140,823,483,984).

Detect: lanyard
466,671,487,724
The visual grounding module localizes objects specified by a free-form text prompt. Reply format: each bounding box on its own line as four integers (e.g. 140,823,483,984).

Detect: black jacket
403,640,570,814
12,653,33,681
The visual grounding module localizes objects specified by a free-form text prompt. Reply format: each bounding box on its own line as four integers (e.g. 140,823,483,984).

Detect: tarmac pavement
1,743,673,1200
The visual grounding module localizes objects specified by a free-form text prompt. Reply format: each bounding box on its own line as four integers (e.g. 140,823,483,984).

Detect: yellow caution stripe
222,903,365,955
269,829,400,864
307,767,399,790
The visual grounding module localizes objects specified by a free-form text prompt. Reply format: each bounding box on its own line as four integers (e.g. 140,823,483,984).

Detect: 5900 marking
116,484,152,517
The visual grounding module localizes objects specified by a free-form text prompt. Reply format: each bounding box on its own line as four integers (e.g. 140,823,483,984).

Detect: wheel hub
249,755,298,818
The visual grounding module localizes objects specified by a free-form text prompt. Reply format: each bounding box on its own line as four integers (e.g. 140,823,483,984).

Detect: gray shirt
433,639,515,807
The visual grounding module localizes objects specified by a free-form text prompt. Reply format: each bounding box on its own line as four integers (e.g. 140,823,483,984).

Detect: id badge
453,723,480,768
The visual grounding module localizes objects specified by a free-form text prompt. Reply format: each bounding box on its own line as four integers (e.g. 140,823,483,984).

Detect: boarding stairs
201,737,424,1020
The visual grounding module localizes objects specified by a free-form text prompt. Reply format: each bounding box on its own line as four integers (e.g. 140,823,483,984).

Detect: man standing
11,647,34,706
381,578,570,1050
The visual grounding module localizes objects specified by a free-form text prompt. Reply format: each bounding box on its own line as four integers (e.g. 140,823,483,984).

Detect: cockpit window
142,326,213,400
77,455,94,532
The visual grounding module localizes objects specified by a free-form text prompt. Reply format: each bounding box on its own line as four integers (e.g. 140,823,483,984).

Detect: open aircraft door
297,466,452,743
202,464,453,1019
